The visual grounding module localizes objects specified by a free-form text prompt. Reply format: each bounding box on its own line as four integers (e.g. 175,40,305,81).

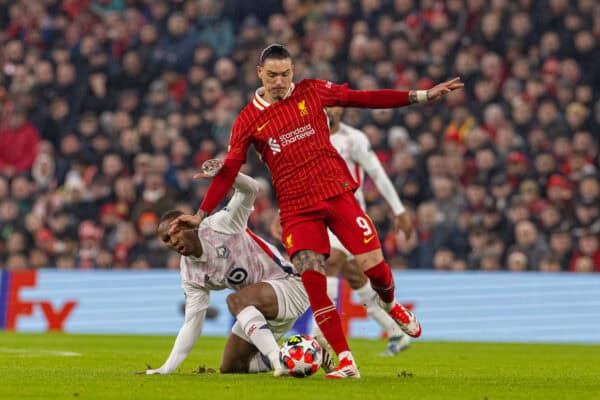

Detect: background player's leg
226,283,281,370
341,260,410,355
220,333,259,373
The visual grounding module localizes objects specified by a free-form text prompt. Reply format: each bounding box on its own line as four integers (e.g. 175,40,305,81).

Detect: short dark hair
159,210,183,225
259,43,291,65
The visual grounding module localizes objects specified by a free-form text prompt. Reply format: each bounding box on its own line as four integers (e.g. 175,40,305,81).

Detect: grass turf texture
1,333,599,400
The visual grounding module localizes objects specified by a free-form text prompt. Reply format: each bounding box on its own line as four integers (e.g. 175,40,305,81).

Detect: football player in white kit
144,160,333,375
319,107,414,355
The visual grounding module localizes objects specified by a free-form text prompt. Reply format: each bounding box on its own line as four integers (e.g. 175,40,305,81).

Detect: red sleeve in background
198,158,243,214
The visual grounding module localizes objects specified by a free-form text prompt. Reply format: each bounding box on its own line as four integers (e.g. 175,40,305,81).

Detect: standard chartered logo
268,124,315,155
279,124,315,146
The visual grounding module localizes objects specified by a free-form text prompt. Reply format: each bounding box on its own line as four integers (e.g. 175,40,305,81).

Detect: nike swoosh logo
363,236,375,244
257,121,270,131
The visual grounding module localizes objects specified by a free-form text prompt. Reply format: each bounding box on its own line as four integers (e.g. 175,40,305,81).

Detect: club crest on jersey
285,233,293,249
268,137,281,154
297,100,308,117
216,246,230,258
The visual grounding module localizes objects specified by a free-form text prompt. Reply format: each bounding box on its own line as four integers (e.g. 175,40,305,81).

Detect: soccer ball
278,334,323,378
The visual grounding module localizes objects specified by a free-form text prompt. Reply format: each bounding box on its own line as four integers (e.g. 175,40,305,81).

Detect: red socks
301,270,349,355
364,260,395,304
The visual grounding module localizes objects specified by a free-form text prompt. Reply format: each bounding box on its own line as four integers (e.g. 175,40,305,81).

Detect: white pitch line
0,348,81,357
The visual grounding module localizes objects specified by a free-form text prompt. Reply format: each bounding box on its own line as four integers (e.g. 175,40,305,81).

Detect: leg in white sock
236,305,280,367
354,282,403,338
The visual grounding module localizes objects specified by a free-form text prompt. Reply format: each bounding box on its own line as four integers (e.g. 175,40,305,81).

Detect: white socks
355,282,403,338
237,306,280,367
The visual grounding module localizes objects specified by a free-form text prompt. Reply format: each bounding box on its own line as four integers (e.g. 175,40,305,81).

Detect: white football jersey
179,178,296,294
330,122,405,215
329,122,372,209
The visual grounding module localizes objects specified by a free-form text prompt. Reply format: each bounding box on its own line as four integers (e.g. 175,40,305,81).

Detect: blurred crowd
0,0,599,273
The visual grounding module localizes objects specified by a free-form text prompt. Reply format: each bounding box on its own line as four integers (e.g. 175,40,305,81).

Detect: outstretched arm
317,77,464,108
145,287,209,374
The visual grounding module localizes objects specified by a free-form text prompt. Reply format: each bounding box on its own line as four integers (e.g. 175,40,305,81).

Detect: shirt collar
252,83,295,111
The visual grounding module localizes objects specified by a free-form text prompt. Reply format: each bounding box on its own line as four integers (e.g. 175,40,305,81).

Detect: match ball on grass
279,334,323,378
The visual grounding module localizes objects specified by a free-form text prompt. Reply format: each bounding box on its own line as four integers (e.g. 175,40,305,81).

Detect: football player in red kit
170,44,463,378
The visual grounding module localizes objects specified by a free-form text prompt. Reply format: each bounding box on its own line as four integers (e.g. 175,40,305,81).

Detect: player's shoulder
300,78,333,88
238,102,259,120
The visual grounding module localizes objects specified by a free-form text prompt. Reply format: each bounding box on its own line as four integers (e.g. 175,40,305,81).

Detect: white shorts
327,229,354,260
232,276,309,341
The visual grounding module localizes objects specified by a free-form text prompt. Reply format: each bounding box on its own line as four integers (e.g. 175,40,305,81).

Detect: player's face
257,58,294,102
158,222,198,256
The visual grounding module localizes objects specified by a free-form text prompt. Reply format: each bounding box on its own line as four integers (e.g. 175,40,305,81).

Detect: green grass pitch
1,332,599,400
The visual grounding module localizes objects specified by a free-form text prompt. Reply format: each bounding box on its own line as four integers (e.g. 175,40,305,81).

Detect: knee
341,262,368,289
226,293,247,316
325,256,344,275
355,250,384,271
292,250,326,274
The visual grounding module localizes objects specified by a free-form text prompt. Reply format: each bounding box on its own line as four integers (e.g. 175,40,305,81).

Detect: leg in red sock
363,260,395,304
301,269,349,355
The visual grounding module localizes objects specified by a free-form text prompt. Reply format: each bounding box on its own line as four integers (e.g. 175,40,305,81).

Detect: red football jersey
226,79,358,214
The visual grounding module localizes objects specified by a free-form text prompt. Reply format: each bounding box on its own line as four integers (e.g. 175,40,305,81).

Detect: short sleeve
307,79,350,107
349,129,373,165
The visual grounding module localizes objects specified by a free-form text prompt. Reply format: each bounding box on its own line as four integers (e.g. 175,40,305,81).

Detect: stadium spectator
508,220,550,270
0,106,40,175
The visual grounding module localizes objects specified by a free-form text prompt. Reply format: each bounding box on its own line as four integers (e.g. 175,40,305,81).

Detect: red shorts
279,191,381,258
